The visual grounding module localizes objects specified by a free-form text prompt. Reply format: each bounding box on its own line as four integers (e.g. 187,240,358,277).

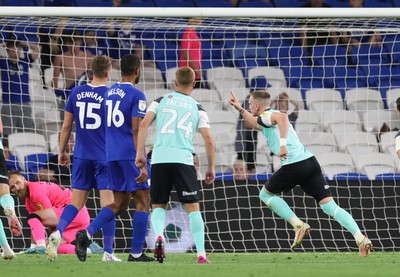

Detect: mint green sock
320,200,360,235
151,208,166,238
0,194,14,209
0,219,7,245
259,188,295,221
189,211,205,254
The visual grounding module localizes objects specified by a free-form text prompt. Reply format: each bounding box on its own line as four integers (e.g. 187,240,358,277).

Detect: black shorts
151,163,199,204
265,156,332,202
0,149,8,184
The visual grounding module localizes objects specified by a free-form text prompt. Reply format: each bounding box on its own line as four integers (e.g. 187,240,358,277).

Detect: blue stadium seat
324,0,350,6
250,173,272,181
193,0,233,7
2,0,40,5
375,173,400,180
215,172,234,181
239,1,274,7
7,154,22,172
363,0,394,7
24,153,53,181
74,0,113,6
44,0,76,6
393,0,400,7
272,0,306,7
333,173,369,181
120,0,156,7
153,0,194,6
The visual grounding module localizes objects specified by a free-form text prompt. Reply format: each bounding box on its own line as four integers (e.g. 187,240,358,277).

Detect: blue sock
189,211,205,254
151,208,166,238
320,200,360,235
56,204,78,236
131,211,149,255
87,207,115,237
102,216,116,254
0,194,14,209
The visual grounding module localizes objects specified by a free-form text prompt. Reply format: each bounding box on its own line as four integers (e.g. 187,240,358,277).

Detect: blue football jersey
104,82,147,161
65,84,108,160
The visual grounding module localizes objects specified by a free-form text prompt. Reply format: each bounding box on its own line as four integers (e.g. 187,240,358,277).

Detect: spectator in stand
0,37,38,136
341,0,382,53
38,18,66,89
232,159,248,181
300,0,339,56
52,30,93,119
179,18,203,88
2,137,22,172
271,92,301,130
82,29,108,57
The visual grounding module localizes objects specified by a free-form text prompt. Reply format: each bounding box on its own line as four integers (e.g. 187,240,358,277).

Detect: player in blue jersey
46,55,120,262
229,90,372,257
135,67,215,264
74,54,154,262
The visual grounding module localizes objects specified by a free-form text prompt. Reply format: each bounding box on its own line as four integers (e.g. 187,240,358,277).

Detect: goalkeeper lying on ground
8,171,103,255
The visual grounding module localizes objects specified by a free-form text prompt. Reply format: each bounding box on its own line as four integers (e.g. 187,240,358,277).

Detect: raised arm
229,92,261,131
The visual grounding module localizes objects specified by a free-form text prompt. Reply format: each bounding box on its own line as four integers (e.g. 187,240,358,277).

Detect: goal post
0,7,400,253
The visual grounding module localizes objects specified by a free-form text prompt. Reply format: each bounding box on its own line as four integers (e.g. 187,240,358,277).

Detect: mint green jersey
148,91,210,165
257,109,313,166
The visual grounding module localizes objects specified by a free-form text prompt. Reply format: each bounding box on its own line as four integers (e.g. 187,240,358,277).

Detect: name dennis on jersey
76,91,104,103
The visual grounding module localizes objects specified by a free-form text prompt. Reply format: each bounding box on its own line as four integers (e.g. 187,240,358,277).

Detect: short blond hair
176,67,195,87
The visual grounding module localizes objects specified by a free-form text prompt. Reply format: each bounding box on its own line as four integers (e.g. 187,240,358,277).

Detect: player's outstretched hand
204,168,215,185
228,91,242,111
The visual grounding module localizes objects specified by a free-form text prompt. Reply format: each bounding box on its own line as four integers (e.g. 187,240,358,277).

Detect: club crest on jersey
261,111,269,117
138,100,146,111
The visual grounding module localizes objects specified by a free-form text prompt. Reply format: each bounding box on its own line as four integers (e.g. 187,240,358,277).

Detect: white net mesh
0,15,400,252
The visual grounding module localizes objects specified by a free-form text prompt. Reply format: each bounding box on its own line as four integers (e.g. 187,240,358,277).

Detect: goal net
0,7,399,253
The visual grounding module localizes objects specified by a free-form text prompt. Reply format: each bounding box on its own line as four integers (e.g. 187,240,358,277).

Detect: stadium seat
250,173,273,181
24,153,53,181
248,67,286,89
208,111,237,133
8,132,48,170
362,109,393,133
2,0,39,5
345,88,384,113
153,0,195,6
353,153,397,180
135,65,165,92
297,132,338,154
194,0,234,7
239,1,274,7
74,0,112,6
206,67,246,98
380,131,398,154
321,110,362,133
144,88,170,104
165,67,178,90
332,173,369,181
334,132,379,156
363,0,394,7
120,0,156,7
375,173,400,180
272,0,306,7
255,151,272,174
191,88,223,111
305,88,344,112
267,87,304,109
386,88,400,110
315,152,355,180
295,110,322,133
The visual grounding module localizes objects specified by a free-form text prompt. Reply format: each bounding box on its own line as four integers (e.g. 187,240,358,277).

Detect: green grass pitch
2,252,399,277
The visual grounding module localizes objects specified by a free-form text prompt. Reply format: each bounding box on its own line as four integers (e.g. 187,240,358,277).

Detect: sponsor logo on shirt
182,191,197,196
36,203,44,210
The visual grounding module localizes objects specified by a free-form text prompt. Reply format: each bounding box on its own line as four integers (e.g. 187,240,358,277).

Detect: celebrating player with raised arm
136,67,215,264
74,54,153,262
229,90,372,256
46,55,119,262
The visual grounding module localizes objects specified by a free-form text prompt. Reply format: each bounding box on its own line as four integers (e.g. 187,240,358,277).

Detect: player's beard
134,72,141,84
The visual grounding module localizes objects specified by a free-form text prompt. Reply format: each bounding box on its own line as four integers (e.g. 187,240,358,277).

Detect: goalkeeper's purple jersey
65,84,108,160
104,82,147,161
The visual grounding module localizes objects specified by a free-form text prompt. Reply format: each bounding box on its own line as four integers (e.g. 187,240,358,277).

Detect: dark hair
176,67,195,87
5,37,21,49
396,97,400,112
8,170,21,177
120,54,141,77
91,55,112,78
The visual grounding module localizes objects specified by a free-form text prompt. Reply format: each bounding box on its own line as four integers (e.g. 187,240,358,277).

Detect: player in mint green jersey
136,67,215,264
229,90,372,256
